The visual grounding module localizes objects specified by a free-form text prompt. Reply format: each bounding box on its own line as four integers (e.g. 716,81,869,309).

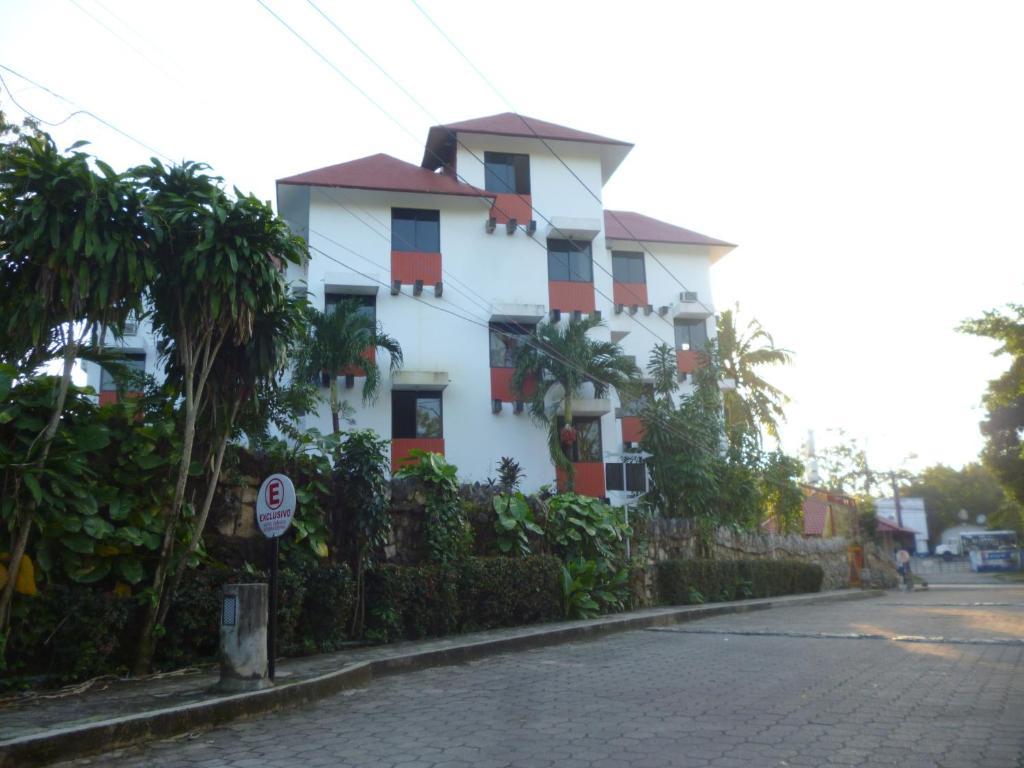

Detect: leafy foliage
511,317,639,489
493,492,543,556
397,451,470,565
655,559,823,605
716,306,793,445
906,463,1023,542
294,301,403,434
958,305,1024,513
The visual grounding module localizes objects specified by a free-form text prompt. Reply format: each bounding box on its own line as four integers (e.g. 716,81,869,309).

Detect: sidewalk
0,588,881,767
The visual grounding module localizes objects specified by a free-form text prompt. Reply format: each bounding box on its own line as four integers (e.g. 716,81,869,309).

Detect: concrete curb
0,588,882,767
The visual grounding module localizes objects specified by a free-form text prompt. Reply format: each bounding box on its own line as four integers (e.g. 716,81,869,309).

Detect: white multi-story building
86,113,736,500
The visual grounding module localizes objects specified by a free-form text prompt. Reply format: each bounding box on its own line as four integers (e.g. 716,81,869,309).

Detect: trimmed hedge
655,558,823,605
365,555,563,642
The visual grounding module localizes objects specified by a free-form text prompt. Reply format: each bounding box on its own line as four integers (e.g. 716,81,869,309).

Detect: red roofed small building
268,112,735,498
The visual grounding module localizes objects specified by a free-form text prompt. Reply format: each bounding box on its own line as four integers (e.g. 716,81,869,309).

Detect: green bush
655,558,823,605
3,586,134,686
294,562,355,653
365,555,562,641
458,556,562,630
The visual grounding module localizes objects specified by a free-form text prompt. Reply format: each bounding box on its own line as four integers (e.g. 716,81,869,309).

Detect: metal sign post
255,473,297,681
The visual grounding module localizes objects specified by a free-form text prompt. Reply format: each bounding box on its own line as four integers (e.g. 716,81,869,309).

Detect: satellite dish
958,509,968,522
976,514,987,525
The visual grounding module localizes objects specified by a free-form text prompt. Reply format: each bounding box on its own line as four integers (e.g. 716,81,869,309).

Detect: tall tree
716,306,793,446
294,301,403,434
132,160,305,674
958,305,1024,510
0,134,151,637
511,317,639,490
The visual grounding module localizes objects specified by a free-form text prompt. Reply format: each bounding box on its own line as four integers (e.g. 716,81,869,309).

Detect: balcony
556,463,607,498
391,438,444,473
391,250,441,285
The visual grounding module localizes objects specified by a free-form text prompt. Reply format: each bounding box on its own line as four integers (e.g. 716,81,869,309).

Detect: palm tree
296,300,403,434
511,317,639,490
716,305,792,446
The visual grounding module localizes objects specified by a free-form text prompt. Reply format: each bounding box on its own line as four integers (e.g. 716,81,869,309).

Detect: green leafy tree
294,301,403,434
958,305,1024,511
132,160,305,675
511,317,639,490
716,306,792,446
906,463,1023,543
759,450,806,534
0,134,151,638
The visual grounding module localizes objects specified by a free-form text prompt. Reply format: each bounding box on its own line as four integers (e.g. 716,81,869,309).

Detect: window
620,384,654,417
392,390,443,439
674,319,708,351
612,251,646,284
325,293,376,324
391,208,440,252
488,322,534,368
605,461,648,493
100,351,146,392
484,152,531,195
558,417,602,463
547,239,593,283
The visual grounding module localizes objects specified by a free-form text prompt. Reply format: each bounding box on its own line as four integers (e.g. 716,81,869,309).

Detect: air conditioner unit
681,291,699,303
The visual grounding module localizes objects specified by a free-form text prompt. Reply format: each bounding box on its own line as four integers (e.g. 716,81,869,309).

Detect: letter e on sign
255,473,297,538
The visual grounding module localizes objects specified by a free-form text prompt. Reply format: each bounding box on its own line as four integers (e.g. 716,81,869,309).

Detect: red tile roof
877,517,919,535
803,499,828,536
278,153,492,198
604,210,736,248
423,113,631,170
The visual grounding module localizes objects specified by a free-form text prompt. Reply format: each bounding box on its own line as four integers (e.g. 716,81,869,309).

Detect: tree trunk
329,376,341,434
562,393,575,493
156,399,240,628
0,332,79,637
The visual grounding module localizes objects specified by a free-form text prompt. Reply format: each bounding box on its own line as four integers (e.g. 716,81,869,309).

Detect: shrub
458,556,562,630
655,558,823,605
3,585,134,686
365,555,562,641
294,562,355,653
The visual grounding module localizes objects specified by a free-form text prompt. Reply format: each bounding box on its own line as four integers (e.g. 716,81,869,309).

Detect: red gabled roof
434,112,631,146
877,518,919,535
803,499,828,536
277,153,492,199
422,113,632,172
604,210,736,249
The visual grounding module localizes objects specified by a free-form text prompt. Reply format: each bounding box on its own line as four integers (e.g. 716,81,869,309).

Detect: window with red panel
488,321,536,402
99,351,146,405
391,208,441,285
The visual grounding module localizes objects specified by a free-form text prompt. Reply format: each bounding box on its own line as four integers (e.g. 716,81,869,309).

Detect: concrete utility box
218,582,270,691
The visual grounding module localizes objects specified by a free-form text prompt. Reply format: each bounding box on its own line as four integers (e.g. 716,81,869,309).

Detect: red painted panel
676,350,706,374
391,438,445,473
621,416,644,444
98,391,142,407
490,193,532,225
392,251,442,285
548,281,596,313
490,368,537,402
612,282,648,307
338,346,376,377
556,462,607,498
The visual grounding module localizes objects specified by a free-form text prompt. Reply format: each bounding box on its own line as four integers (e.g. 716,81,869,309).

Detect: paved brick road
65,586,1024,768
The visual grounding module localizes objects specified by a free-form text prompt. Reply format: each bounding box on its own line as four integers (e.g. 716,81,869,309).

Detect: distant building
875,497,929,554
875,517,918,554
763,486,857,538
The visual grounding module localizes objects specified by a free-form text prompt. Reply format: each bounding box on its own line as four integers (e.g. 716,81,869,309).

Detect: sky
1,0,1022,474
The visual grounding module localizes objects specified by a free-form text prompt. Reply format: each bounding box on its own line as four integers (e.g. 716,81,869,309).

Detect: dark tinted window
612,251,646,284
392,390,443,439
392,208,440,252
547,239,593,283
606,462,625,491
484,152,530,194
325,293,376,323
674,319,708,351
100,352,146,392
625,462,647,492
489,322,534,368
606,461,647,493
621,384,654,417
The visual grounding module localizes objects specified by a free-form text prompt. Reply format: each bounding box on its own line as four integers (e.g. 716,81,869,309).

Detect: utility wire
408,0,720,319
0,64,172,160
